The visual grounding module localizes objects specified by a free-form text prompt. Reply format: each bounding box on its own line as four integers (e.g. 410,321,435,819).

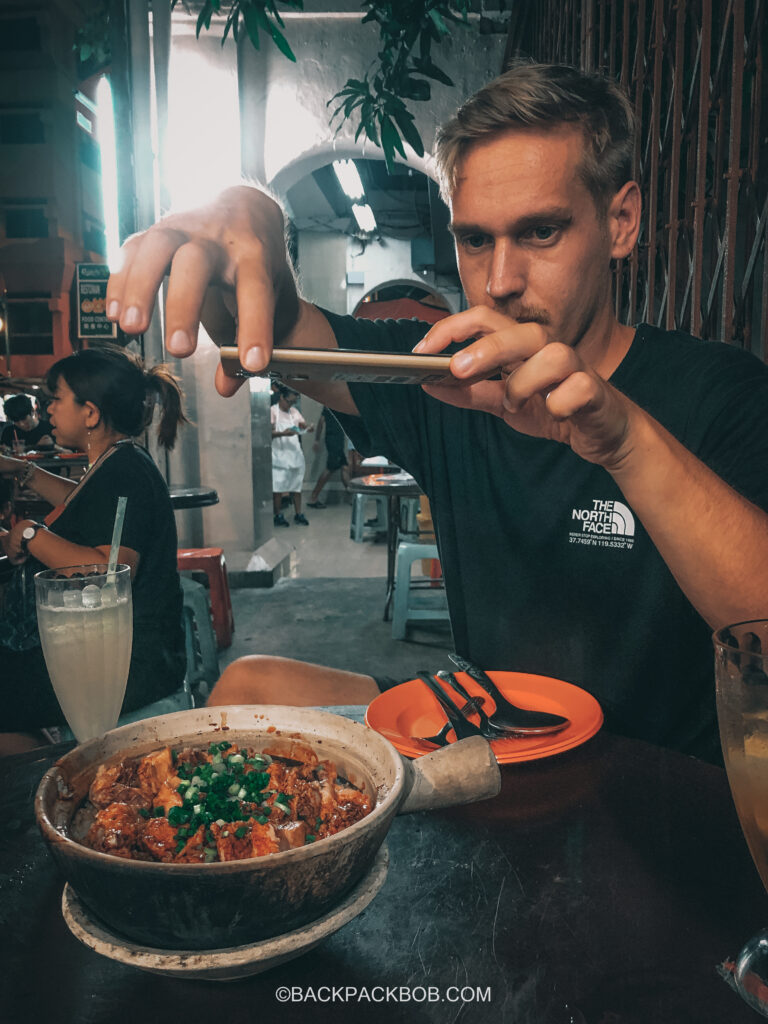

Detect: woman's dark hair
45,344,188,450
278,385,299,400
3,394,33,422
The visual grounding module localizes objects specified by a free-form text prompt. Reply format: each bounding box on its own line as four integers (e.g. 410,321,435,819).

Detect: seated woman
0,345,188,751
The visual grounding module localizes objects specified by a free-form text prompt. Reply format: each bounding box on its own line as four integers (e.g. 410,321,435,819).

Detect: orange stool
177,547,234,649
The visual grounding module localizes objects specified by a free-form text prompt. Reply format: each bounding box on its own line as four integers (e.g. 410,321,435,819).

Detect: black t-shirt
48,443,185,710
1,418,55,448
325,312,768,762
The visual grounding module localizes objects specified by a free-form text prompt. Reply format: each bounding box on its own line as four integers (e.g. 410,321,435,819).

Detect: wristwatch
20,521,45,552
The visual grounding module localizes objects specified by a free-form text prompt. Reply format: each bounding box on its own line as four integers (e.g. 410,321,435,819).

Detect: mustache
495,304,551,326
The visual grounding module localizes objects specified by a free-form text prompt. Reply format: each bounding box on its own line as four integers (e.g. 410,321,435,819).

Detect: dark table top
347,472,422,497
168,485,220,510
0,730,763,1024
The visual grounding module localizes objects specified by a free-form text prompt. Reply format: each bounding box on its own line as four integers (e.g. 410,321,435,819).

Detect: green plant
76,1,489,171
171,0,303,62
329,0,471,172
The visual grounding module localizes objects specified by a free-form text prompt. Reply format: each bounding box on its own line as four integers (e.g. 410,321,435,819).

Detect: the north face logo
569,499,635,549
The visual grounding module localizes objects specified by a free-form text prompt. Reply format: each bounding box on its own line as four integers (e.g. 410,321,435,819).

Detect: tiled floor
218,490,453,678
280,492,388,580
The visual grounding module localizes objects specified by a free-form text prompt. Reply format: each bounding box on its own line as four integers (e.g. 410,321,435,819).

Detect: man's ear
608,181,641,259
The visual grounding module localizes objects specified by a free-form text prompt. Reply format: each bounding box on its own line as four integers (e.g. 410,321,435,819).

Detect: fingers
542,371,602,420
233,252,276,373
422,379,507,418
413,307,513,354
214,361,246,398
502,343,592,414
162,241,225,357
107,227,190,334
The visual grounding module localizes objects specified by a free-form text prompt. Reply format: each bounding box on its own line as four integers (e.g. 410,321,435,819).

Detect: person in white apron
270,387,314,526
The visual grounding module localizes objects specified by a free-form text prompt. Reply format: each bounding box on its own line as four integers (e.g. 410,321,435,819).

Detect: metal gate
505,0,767,356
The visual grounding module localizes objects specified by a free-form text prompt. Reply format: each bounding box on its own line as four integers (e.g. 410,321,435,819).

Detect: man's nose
486,240,526,302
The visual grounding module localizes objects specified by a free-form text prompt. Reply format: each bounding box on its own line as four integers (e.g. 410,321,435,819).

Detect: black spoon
448,654,570,734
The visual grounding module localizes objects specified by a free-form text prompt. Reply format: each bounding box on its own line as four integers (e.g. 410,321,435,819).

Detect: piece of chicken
137,747,176,799
88,760,150,812
274,819,308,850
140,816,178,862
86,803,144,858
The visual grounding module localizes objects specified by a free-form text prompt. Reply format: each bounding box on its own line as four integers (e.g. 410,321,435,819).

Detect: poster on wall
76,263,116,340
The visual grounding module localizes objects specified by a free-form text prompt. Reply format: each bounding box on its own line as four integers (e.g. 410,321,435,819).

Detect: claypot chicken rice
83,740,372,863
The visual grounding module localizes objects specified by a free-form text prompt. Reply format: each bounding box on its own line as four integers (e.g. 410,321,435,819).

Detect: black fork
416,671,485,741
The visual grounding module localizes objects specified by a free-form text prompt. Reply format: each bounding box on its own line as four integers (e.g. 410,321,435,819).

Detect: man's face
449,127,617,352
12,412,36,431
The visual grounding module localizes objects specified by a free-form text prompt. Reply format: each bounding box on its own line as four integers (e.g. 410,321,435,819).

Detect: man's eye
526,225,558,242
460,234,489,250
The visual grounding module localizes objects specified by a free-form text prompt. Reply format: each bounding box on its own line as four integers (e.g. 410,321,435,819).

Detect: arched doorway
353,280,451,323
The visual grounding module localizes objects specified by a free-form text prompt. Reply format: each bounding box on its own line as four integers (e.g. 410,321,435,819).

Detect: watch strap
21,521,44,552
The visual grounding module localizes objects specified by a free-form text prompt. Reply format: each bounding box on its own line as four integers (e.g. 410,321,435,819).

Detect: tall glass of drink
35,563,133,743
714,619,768,1016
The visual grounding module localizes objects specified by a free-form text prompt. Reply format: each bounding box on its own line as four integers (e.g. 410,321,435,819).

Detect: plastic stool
397,496,420,538
350,494,388,542
180,576,220,702
391,540,450,640
177,547,234,648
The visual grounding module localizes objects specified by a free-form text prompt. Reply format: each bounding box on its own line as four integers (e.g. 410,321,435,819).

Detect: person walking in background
307,407,348,508
270,386,314,526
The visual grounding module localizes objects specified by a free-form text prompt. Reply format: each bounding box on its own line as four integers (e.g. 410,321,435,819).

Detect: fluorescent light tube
351,203,377,233
333,159,365,201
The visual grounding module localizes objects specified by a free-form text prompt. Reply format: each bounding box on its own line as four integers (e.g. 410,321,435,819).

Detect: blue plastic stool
180,576,220,703
391,540,450,640
350,493,388,542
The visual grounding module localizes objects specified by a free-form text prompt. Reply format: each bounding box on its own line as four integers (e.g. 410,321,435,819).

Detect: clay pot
35,705,499,950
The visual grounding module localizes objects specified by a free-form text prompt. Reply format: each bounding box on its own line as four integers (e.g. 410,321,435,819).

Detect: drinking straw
106,496,127,581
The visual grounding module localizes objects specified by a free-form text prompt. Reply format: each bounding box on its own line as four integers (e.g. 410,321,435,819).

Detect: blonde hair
435,62,636,212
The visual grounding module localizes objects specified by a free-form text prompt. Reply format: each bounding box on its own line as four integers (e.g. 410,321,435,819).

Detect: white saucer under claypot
62,843,389,981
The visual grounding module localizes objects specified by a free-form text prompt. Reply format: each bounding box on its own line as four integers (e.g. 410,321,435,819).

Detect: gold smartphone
219,346,454,385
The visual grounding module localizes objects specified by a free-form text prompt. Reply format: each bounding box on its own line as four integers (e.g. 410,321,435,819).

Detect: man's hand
416,307,635,470
106,186,300,397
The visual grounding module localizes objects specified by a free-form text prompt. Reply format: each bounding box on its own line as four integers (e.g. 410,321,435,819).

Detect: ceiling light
351,203,377,233
333,160,365,201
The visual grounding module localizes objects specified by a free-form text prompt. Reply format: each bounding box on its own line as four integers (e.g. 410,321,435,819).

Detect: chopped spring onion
228,754,245,765
227,782,240,795
215,819,226,827
193,804,202,815
203,848,217,863
237,787,247,800
221,830,230,838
